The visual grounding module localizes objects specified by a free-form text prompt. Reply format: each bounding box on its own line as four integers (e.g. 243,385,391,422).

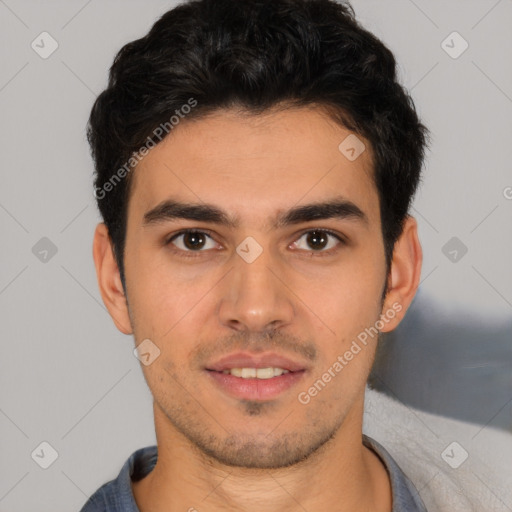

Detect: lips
207,369,306,401
204,351,309,400
205,351,308,373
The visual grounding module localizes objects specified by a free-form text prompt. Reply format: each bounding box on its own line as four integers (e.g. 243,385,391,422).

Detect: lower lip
206,370,306,401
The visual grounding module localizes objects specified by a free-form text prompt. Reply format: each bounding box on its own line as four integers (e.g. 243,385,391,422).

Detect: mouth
205,352,308,401
216,367,292,378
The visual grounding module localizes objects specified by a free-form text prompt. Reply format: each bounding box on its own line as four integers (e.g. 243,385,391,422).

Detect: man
82,0,429,510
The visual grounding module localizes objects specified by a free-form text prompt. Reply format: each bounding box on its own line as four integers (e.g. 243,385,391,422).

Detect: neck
132,399,392,512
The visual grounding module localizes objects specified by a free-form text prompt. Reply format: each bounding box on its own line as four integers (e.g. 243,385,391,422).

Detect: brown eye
292,229,344,253
305,230,329,250
168,230,216,252
182,231,206,250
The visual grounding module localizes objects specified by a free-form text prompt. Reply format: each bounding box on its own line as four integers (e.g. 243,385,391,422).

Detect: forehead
128,106,379,228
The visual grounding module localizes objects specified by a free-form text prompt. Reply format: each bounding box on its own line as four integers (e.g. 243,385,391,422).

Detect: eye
167,229,217,254
165,228,346,259
291,229,345,255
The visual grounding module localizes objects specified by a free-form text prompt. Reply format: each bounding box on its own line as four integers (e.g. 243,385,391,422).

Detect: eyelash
165,228,346,259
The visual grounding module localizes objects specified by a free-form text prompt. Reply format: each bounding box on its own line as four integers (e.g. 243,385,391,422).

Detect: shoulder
79,446,158,512
79,480,118,512
363,386,512,511
363,434,428,511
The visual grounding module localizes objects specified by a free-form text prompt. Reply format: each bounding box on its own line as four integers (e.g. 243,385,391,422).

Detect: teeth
242,368,257,378
221,367,290,379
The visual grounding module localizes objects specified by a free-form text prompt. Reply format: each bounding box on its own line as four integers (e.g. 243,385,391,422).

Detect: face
100,106,410,469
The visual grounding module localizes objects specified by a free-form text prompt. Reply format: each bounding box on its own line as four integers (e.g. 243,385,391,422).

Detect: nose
217,243,295,333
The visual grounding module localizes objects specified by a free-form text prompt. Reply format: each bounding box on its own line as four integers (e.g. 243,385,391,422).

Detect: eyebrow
142,196,369,229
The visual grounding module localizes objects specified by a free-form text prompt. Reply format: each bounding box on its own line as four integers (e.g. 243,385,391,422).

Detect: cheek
308,258,386,367
315,260,385,324
127,263,222,368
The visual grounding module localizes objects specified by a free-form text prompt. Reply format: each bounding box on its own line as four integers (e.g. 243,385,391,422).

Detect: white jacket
363,386,512,511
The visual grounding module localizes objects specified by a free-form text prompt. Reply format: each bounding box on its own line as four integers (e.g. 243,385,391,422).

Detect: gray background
0,0,511,510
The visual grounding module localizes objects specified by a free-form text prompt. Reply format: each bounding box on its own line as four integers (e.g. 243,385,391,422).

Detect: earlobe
380,215,423,332
92,223,133,335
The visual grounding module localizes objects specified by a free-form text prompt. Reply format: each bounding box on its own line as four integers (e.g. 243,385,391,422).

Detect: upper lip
205,352,308,372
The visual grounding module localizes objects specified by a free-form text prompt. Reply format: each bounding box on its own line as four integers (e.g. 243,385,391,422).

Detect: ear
379,215,422,332
92,223,133,335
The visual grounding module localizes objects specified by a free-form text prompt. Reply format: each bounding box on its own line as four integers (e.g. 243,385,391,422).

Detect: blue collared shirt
80,435,428,511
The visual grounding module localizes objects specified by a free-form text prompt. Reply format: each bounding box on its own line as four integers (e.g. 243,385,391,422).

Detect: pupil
184,232,205,250
307,231,327,250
